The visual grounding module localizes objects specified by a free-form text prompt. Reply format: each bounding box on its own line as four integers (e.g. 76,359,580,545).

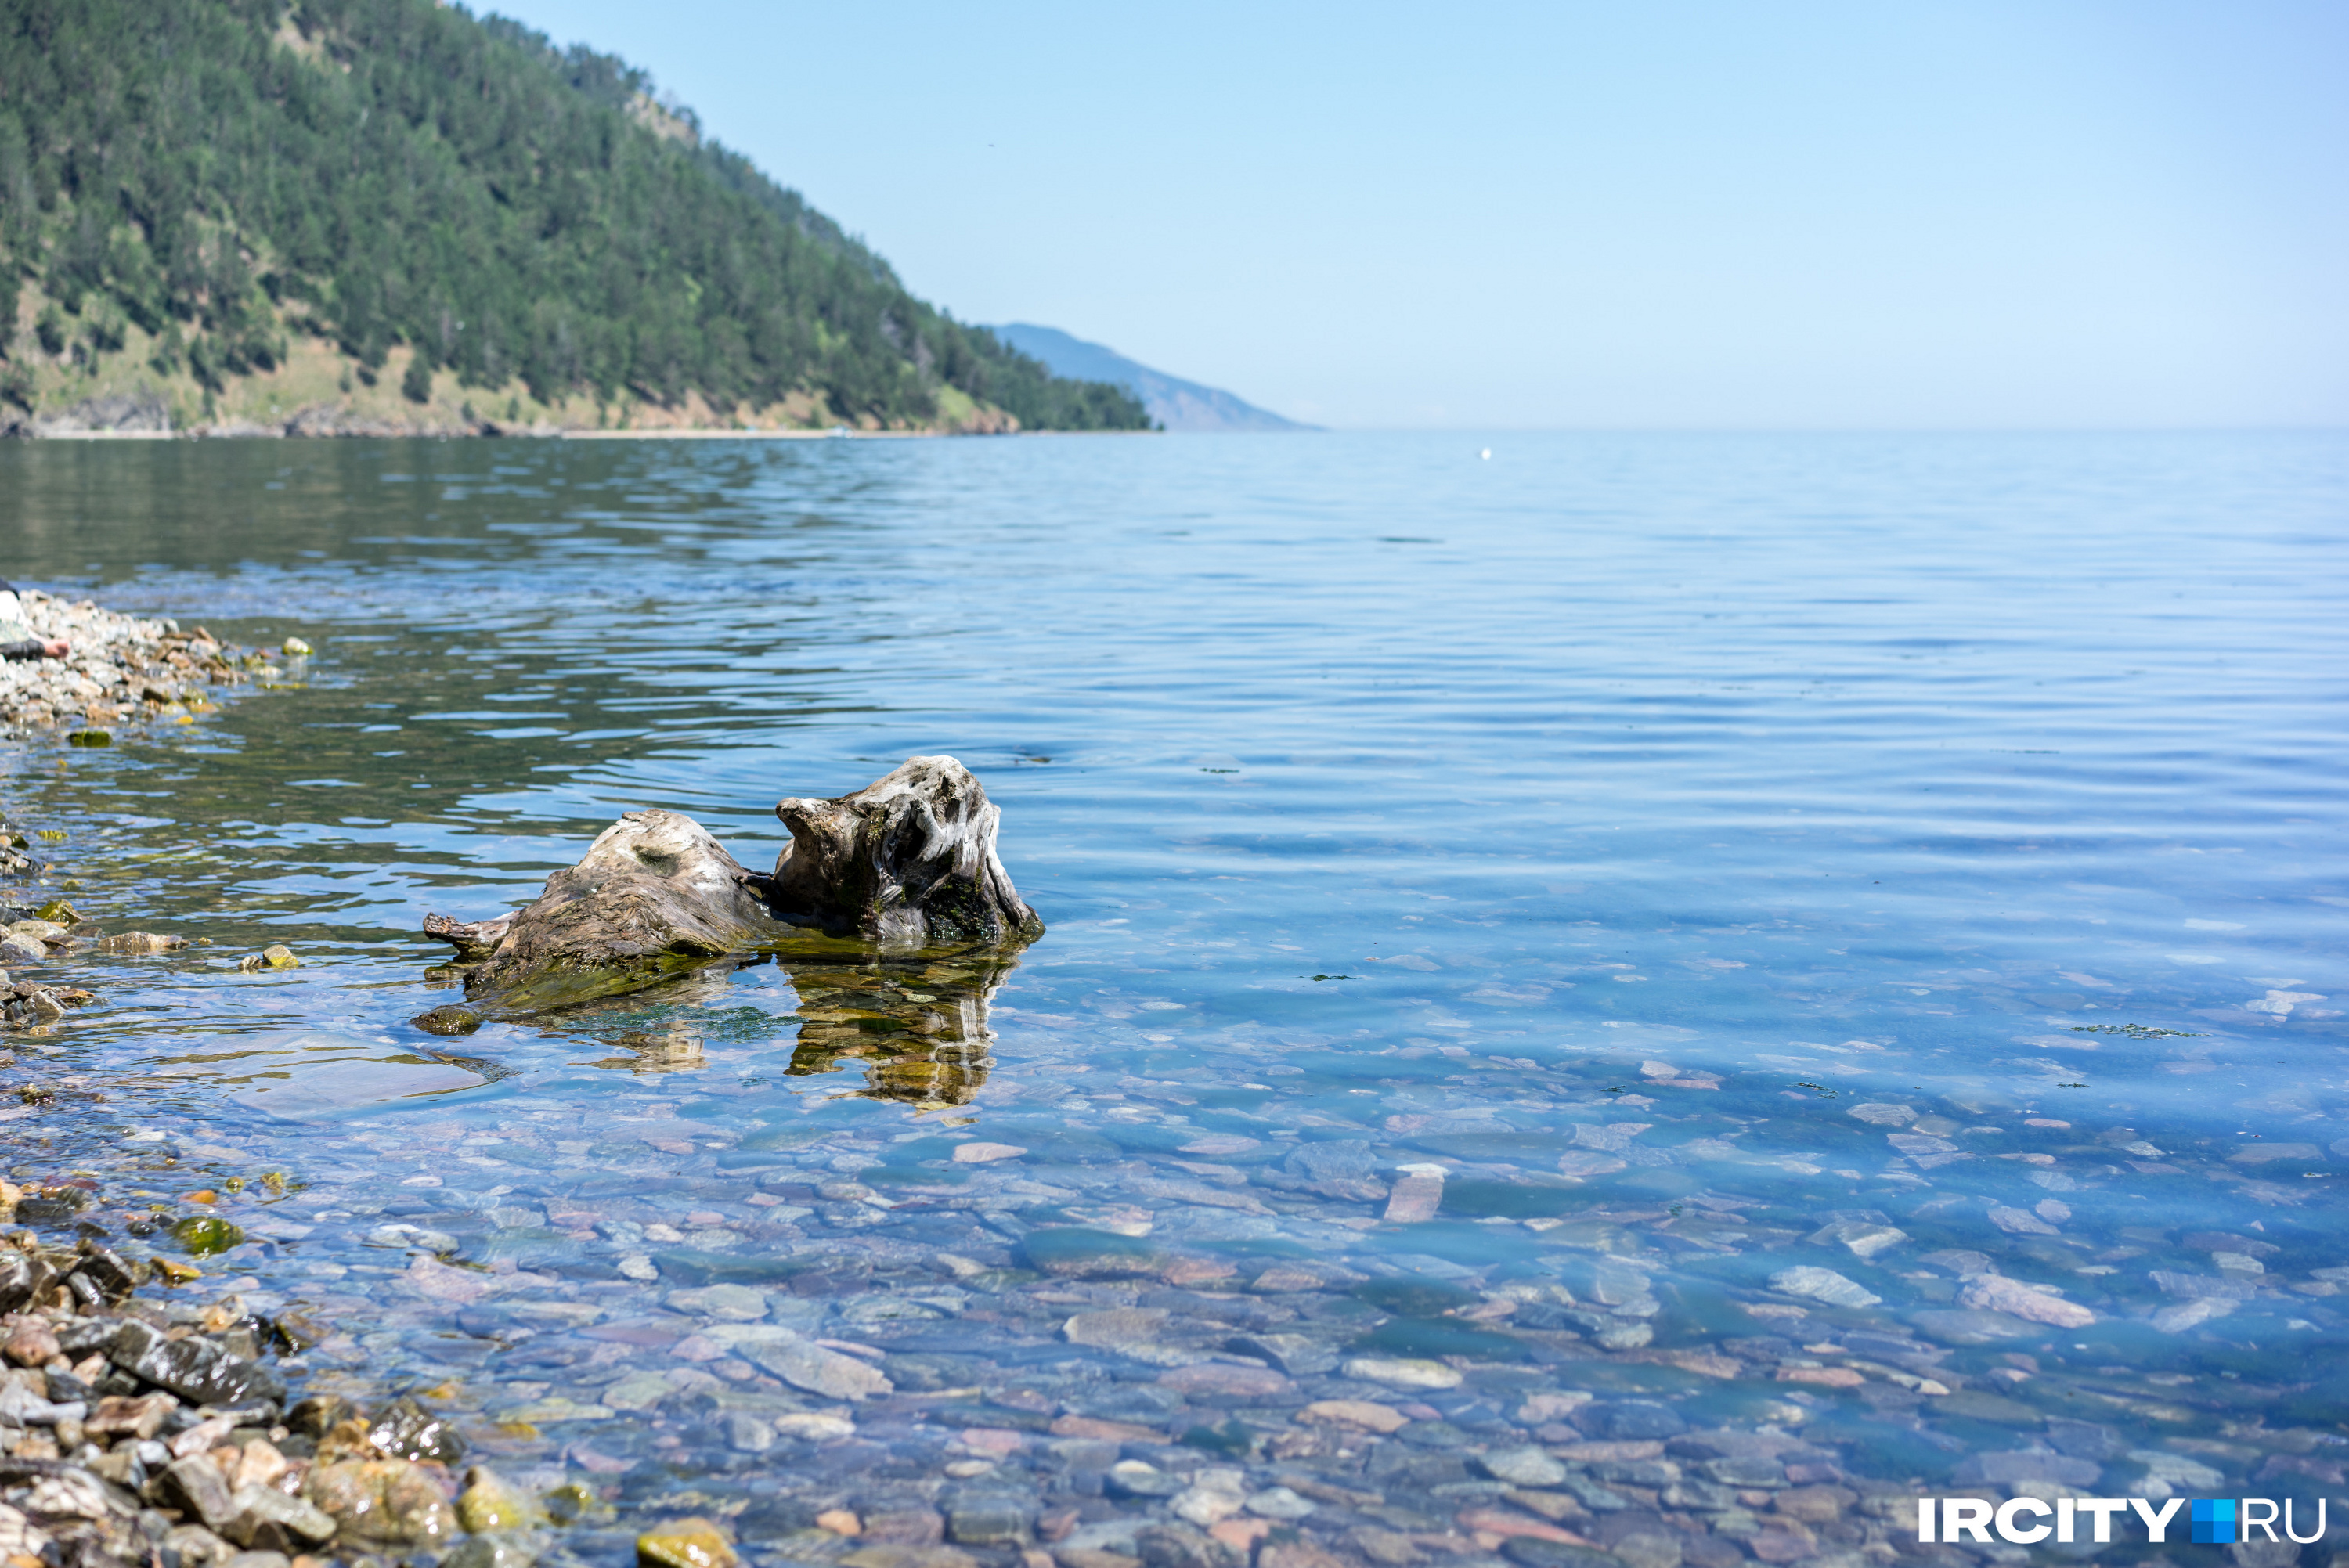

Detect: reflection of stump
778,940,1024,1107
594,1024,709,1075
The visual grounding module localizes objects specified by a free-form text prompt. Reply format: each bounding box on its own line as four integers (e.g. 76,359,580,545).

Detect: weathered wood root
773,755,1044,946
428,809,790,1015
419,911,514,961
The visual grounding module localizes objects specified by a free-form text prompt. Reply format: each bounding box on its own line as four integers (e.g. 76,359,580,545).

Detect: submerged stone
1341,1356,1461,1390
1022,1227,1163,1278
304,1459,459,1543
223,1033,486,1118
445,1534,541,1568
637,1517,738,1568
1766,1266,1880,1308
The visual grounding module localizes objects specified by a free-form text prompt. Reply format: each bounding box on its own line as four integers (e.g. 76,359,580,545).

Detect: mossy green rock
637,1517,737,1568
542,1483,612,1527
458,1466,542,1534
171,1214,245,1256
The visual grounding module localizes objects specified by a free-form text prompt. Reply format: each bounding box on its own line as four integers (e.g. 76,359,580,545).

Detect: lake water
2,431,2346,1568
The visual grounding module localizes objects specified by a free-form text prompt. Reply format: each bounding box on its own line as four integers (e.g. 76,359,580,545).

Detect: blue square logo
2192,1499,2236,1545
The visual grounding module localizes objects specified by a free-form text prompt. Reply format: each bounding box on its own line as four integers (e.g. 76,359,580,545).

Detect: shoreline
14,427,1167,442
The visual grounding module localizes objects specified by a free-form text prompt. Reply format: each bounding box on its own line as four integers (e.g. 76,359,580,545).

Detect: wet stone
220,1485,336,1551
1503,1541,1623,1568
286,1394,356,1436
457,1466,541,1533
446,1534,542,1568
303,1458,459,1543
1582,1402,1685,1440
368,1395,466,1462
944,1490,1034,1547
637,1516,739,1568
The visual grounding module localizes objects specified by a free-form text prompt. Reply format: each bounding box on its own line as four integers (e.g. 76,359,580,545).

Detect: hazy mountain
990,325,1311,433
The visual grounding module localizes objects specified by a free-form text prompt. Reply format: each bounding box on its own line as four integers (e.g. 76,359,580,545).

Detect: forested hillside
0,0,1150,434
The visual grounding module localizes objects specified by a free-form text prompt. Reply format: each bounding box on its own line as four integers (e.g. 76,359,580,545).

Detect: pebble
1343,1356,1463,1389
636,1516,738,1568
456,1466,542,1533
1958,1272,2096,1327
0,1215,607,1568
1766,1265,1881,1308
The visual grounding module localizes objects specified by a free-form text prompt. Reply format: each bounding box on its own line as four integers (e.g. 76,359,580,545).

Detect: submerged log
772,755,1045,946
417,756,1041,1022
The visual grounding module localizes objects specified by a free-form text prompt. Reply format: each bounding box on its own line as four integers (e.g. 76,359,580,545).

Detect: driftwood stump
418,756,1041,1024
435,809,791,1015
773,755,1045,946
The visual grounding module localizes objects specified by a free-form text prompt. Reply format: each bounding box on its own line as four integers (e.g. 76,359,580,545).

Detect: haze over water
2,431,2346,1559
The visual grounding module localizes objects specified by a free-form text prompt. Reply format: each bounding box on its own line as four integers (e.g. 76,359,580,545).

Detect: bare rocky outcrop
772,755,1043,945
277,404,501,438
418,758,1041,1022
25,391,172,436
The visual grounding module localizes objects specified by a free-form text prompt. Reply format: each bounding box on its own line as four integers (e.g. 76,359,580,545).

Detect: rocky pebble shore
0,1152,1984,1568
0,1176,619,1568
0,586,296,739
5,1101,2329,1568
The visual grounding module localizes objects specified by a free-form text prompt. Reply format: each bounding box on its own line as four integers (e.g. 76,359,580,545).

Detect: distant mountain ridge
990,324,1310,433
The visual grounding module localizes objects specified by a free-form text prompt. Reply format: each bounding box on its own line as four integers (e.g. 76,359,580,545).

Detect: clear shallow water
2,432,2347,1564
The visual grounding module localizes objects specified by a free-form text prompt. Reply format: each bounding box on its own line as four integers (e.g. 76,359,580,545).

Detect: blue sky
488,2,2345,430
